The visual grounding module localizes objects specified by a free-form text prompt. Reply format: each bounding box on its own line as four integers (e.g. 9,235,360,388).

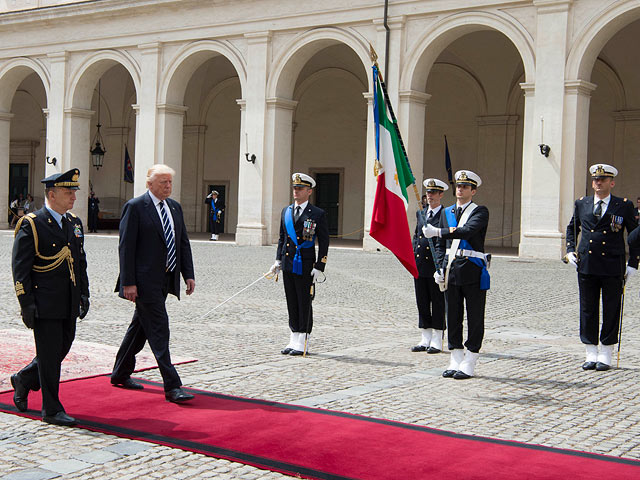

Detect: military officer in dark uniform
269,173,329,355
88,191,100,233
205,190,225,241
424,170,489,379
411,178,447,353
565,164,639,371
10,168,90,426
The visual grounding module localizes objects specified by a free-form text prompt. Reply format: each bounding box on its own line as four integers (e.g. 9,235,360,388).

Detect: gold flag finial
369,43,378,65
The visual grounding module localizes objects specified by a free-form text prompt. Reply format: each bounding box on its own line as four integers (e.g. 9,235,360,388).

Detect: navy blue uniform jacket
413,208,444,278
276,203,329,274
116,192,195,302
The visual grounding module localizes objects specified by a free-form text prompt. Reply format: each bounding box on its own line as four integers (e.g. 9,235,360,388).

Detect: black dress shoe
427,347,441,354
111,378,144,390
289,349,304,356
411,345,428,352
453,371,472,380
582,361,597,370
442,369,456,378
165,388,195,403
10,374,28,412
595,362,611,371
43,412,77,426
281,347,293,355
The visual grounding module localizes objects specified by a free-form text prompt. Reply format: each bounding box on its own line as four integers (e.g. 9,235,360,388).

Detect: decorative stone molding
398,90,431,105
157,103,189,116
265,97,298,111
63,107,94,119
612,110,640,122
564,79,597,97
0,111,15,121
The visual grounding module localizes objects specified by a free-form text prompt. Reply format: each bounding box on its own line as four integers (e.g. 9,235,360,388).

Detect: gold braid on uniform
15,214,76,286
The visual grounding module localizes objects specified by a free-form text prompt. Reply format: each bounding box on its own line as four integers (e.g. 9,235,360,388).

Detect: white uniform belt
446,248,487,261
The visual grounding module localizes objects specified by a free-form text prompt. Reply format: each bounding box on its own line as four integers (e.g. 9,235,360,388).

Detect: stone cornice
64,107,94,119
266,97,297,110
157,103,188,115
612,110,640,122
533,0,572,14
398,90,431,105
564,79,597,96
0,111,15,121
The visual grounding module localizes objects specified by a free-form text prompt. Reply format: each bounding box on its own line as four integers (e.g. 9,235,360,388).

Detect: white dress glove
422,223,440,238
625,265,637,280
565,252,578,268
433,271,445,285
269,260,282,275
311,268,322,283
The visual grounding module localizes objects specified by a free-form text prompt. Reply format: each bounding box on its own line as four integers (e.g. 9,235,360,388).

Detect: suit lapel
166,198,181,239
144,192,166,242
42,208,66,242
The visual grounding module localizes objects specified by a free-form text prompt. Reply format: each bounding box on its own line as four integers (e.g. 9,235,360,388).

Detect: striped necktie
159,201,176,272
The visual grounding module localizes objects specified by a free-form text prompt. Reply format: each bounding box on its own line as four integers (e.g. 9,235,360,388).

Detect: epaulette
579,197,584,200
68,212,77,218
624,198,628,202
27,213,36,218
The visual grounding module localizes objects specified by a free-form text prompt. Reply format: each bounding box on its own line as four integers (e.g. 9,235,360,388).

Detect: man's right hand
21,304,37,329
123,285,138,302
433,271,445,285
269,260,282,275
564,252,578,268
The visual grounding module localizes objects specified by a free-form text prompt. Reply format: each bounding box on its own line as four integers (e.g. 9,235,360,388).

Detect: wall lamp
244,132,256,163
46,156,57,166
245,152,256,164
539,116,550,157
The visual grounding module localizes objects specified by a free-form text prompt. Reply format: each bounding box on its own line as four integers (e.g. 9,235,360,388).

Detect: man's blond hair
146,164,175,187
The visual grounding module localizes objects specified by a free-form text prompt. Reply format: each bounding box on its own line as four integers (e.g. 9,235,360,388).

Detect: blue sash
209,199,219,221
285,205,315,275
444,204,490,290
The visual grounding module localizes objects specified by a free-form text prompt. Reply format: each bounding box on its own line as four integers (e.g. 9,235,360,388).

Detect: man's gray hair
146,164,176,185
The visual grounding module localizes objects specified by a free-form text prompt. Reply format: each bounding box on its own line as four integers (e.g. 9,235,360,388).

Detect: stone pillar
0,111,13,228
236,32,270,246
519,0,572,259
46,51,68,177
183,124,206,231
134,42,162,197
156,103,188,202
63,108,93,222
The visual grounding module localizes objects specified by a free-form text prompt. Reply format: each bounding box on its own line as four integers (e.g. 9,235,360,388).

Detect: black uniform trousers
16,316,76,416
283,269,313,333
111,273,181,392
209,215,222,235
88,211,98,232
447,282,486,353
578,273,623,345
414,276,446,330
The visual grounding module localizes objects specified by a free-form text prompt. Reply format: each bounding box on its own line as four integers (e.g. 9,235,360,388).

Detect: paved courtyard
1,229,639,479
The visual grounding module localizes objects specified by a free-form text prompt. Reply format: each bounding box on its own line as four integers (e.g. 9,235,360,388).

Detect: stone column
236,32,270,246
0,111,13,228
519,0,572,259
134,42,162,197
156,103,188,203
46,52,68,177
63,108,93,222
183,124,206,231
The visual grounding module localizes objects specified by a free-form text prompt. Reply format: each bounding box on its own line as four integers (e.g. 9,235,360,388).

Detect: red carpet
0,328,196,392
0,376,638,480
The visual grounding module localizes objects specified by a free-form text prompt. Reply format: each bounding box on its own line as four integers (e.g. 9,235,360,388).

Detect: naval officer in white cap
423,170,490,379
565,164,639,371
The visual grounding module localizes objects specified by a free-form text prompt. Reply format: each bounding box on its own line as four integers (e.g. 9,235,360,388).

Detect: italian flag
369,67,419,278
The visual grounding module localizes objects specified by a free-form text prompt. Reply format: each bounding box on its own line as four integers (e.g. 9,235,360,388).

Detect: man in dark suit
11,168,90,426
269,173,330,355
111,164,196,403
411,178,447,353
565,164,638,371
424,170,489,379
204,190,224,241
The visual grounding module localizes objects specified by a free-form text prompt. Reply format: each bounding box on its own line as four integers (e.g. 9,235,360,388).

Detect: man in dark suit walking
11,168,90,426
565,164,638,371
111,164,196,403
424,170,489,379
411,178,447,353
270,173,329,355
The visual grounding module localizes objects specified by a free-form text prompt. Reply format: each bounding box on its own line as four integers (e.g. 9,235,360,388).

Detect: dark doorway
314,173,339,236
9,163,29,200
206,184,226,232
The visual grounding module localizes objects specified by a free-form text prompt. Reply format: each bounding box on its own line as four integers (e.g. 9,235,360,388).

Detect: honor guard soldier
411,178,447,353
565,164,639,371
423,170,490,379
269,173,330,355
205,190,225,241
10,168,90,426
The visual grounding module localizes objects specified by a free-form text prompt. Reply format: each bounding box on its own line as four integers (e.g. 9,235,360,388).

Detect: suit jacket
276,203,330,274
116,191,195,302
12,207,89,319
566,194,639,276
435,203,489,286
413,207,444,278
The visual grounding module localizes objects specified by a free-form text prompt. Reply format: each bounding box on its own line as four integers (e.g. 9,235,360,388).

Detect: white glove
422,223,440,238
625,266,637,280
433,271,445,285
565,252,578,268
269,260,282,275
311,268,322,283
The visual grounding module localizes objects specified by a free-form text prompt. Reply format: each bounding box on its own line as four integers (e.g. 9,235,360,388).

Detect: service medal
610,215,623,232
74,224,83,237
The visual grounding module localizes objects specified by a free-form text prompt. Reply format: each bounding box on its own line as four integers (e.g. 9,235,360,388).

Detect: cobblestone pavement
1,230,639,479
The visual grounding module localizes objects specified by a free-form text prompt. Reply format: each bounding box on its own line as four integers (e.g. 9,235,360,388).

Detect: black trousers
446,282,486,353
112,274,181,392
283,270,313,333
16,316,76,416
88,211,98,231
414,276,446,330
578,273,623,346
209,216,222,234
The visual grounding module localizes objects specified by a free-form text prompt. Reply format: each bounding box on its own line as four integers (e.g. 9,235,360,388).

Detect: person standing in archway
564,164,639,371
88,191,100,233
205,190,224,241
